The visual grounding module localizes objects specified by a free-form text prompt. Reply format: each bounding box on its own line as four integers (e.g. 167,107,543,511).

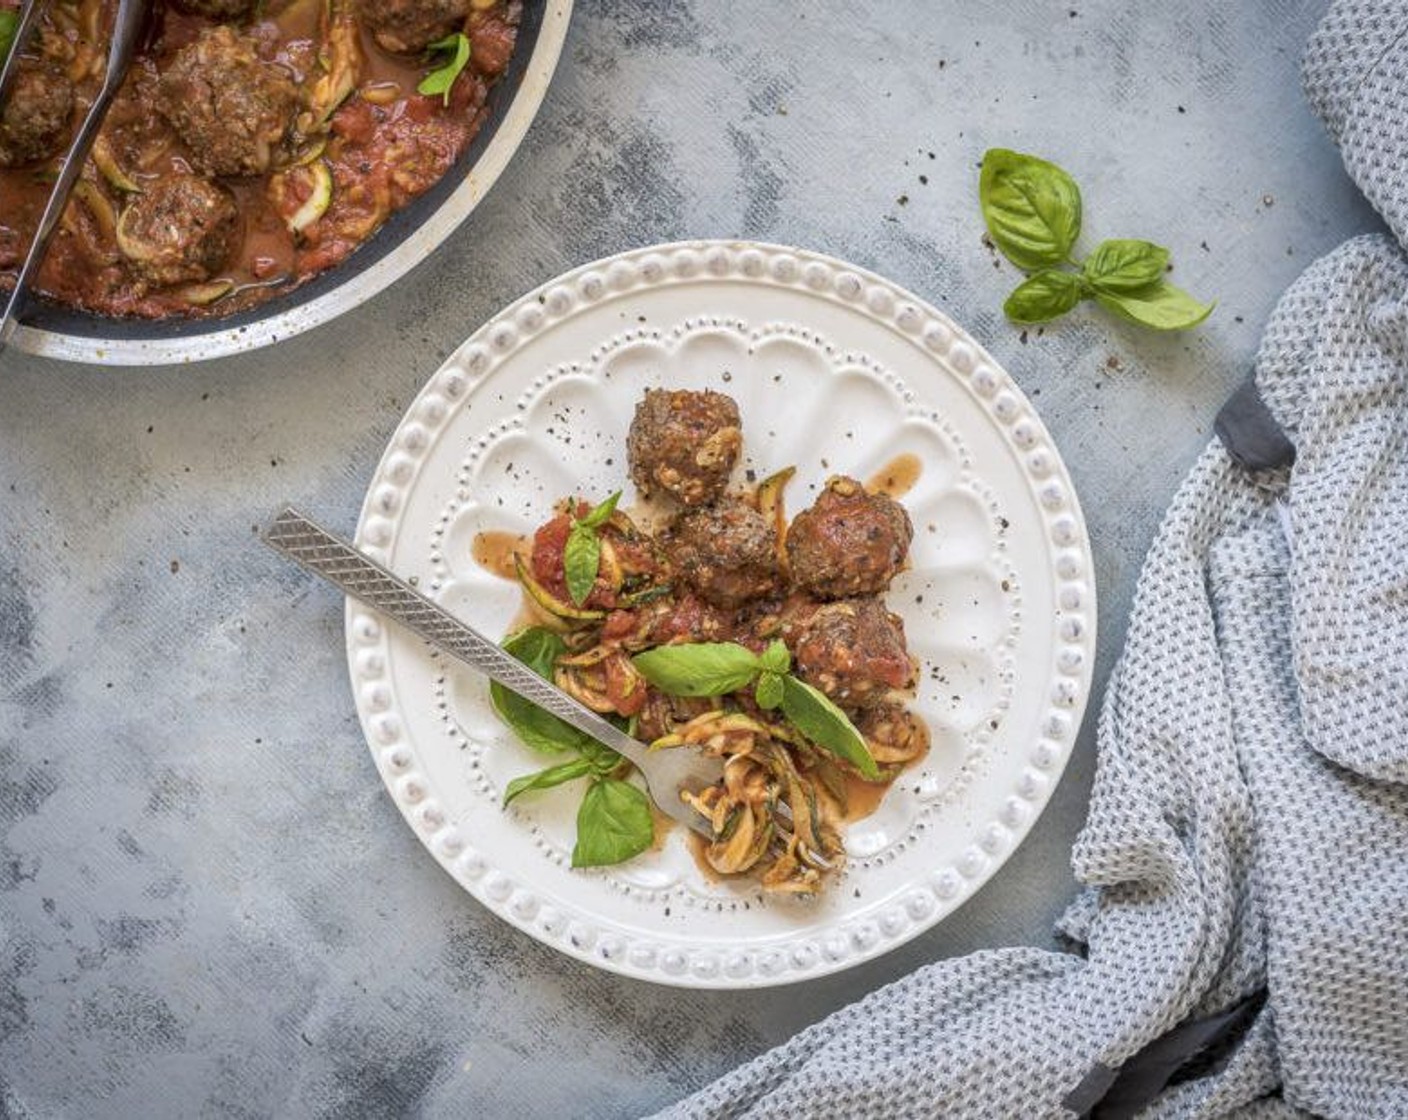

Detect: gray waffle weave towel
651,4,1408,1117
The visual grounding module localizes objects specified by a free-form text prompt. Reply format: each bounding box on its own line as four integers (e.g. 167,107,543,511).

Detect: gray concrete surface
0,1,1382,1116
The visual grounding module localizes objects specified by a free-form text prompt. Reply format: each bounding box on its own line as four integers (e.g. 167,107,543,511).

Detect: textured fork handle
263,508,651,762
264,508,802,856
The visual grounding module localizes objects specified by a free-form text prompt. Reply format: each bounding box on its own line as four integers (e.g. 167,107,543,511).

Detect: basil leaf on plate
580,737,626,776
490,627,589,754
632,641,762,697
1082,239,1170,293
503,757,595,806
563,523,601,605
1003,269,1085,324
779,675,879,779
754,671,784,711
418,32,471,107
1095,281,1214,331
758,638,791,675
0,10,18,61
572,778,655,867
577,490,621,529
979,148,1083,271
563,490,621,605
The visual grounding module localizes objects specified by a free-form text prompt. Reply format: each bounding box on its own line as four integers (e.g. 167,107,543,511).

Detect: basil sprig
418,32,471,107
503,756,594,805
980,148,1213,332
633,639,880,779
563,491,621,605
572,778,655,867
490,628,589,755
979,148,1082,272
628,641,760,696
0,10,18,62
493,626,653,866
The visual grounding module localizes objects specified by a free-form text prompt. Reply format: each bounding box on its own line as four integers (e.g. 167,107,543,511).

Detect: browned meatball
793,598,915,710
170,0,259,20
786,476,913,599
116,175,240,286
0,61,73,168
358,0,469,54
665,501,782,609
158,27,298,177
627,389,742,507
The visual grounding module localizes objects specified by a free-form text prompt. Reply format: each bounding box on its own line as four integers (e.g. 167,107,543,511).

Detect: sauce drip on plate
866,453,922,499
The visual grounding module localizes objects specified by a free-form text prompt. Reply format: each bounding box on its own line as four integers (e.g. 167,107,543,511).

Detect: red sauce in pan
0,0,519,318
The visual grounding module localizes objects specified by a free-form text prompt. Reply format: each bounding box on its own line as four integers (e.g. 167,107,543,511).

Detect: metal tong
0,0,151,355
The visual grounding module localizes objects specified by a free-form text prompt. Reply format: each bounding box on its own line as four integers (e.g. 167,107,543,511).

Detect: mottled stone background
0,1,1382,1116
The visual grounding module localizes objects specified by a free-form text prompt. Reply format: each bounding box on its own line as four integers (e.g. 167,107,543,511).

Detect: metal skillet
2,0,572,366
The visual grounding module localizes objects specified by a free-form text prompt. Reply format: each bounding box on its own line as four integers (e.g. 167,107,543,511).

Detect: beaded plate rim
345,239,1096,988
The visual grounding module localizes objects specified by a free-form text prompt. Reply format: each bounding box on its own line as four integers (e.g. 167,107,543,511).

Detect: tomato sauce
0,0,520,318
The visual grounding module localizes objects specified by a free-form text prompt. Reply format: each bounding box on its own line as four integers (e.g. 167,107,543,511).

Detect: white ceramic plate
347,240,1095,988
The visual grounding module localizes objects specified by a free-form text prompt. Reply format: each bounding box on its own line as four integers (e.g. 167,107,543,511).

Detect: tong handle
0,0,150,355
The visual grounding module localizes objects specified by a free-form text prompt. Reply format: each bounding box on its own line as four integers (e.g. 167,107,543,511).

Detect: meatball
627,389,742,507
357,0,469,54
793,598,915,710
786,476,913,599
0,61,73,168
665,501,782,609
116,175,240,286
170,0,259,20
158,27,298,177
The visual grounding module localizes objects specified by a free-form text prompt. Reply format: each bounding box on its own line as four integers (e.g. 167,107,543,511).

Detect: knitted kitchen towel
649,2,1408,1116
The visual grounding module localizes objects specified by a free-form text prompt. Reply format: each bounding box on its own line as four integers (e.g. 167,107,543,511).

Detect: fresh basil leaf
580,737,625,776
759,638,790,675
418,32,471,107
0,10,18,62
563,522,600,605
754,671,784,710
779,675,879,779
632,641,761,697
1082,239,1170,294
979,148,1082,271
1003,269,1085,324
490,628,589,754
503,757,594,806
577,490,621,530
572,778,654,867
1094,280,1214,331
498,626,563,676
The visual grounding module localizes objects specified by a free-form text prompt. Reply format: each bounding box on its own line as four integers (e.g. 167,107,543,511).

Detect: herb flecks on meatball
0,61,73,168
627,388,742,507
358,0,470,55
158,27,299,177
666,500,782,610
116,175,240,286
793,598,916,711
786,475,913,599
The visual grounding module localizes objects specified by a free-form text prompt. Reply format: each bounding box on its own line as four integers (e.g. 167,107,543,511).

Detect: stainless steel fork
262,507,724,839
